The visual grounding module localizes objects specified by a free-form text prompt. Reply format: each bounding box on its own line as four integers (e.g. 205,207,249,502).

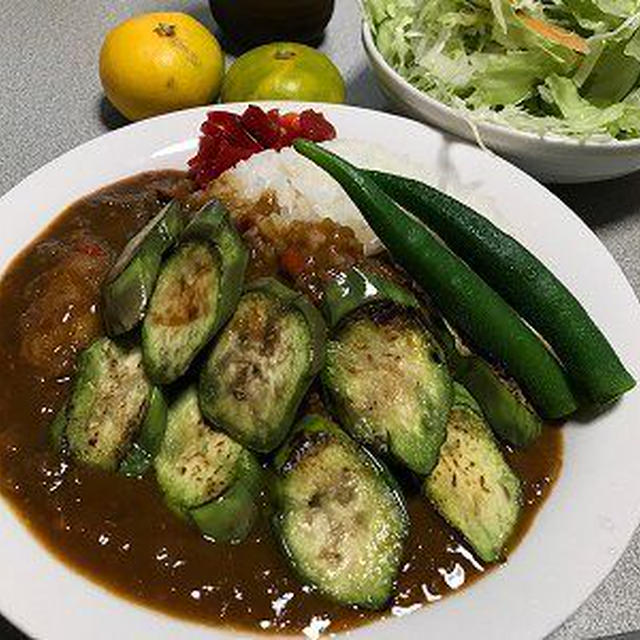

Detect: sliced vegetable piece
434,319,542,447
142,200,248,384
425,384,522,563
155,388,261,542
135,386,168,455
119,387,168,477
321,265,419,328
155,387,244,508
119,444,152,479
366,169,635,407
191,452,263,543
200,277,326,453
180,198,249,327
49,402,68,453
102,200,184,336
142,242,220,382
323,301,452,474
66,338,151,471
294,140,577,419
272,414,408,609
455,355,542,448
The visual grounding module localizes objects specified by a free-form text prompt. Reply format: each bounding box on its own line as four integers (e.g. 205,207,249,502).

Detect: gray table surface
1,0,639,638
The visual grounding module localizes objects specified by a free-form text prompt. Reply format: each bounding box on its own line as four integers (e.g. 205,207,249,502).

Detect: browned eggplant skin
209,0,335,44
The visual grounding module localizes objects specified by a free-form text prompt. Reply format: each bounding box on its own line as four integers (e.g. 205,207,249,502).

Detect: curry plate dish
0,103,638,640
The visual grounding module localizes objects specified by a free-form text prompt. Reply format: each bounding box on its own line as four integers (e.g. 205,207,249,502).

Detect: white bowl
362,22,640,183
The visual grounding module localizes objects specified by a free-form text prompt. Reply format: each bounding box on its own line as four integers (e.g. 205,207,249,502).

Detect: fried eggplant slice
102,200,184,336
65,338,152,471
142,200,248,384
424,384,522,563
119,387,168,478
199,278,326,453
272,415,408,609
154,387,261,542
323,303,452,475
433,317,543,448
456,355,542,448
190,450,263,543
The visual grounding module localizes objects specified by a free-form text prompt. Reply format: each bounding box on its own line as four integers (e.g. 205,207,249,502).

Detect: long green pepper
294,139,578,419
365,170,635,407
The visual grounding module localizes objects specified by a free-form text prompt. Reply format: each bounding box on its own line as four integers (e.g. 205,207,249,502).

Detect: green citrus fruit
221,42,345,103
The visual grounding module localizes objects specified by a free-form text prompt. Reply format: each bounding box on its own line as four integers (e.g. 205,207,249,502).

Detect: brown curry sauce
0,172,562,635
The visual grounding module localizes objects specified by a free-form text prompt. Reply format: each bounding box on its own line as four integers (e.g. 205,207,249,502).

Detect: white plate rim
0,102,639,640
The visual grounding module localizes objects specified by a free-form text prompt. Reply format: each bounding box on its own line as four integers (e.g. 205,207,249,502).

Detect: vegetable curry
0,171,561,634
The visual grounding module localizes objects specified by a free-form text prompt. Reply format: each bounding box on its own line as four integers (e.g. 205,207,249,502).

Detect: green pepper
321,265,420,328
294,139,577,419
366,169,635,407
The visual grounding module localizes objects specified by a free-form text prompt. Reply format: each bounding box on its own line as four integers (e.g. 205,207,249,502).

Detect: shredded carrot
515,10,589,53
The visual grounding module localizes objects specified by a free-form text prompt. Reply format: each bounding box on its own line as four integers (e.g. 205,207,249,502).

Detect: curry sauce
0,171,562,635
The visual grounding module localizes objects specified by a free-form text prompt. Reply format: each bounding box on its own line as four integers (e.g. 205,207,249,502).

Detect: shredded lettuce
364,0,640,139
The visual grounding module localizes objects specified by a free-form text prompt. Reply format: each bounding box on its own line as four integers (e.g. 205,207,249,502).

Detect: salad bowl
362,22,640,183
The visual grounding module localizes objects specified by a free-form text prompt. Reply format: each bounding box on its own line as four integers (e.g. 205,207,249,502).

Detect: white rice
217,139,498,255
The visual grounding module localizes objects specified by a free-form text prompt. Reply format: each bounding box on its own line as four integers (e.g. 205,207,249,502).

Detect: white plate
1,103,639,640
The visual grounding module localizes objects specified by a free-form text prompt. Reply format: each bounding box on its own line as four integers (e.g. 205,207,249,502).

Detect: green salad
364,0,640,139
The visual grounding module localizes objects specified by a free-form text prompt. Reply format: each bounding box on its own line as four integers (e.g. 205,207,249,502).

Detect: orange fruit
99,12,224,121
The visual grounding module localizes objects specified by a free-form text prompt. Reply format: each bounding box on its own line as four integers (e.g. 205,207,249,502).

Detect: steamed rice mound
205,139,499,256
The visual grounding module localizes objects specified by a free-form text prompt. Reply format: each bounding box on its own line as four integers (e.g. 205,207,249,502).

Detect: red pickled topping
280,112,300,127
200,112,262,152
299,109,337,142
267,109,282,126
241,105,282,148
188,105,337,188
276,113,302,148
